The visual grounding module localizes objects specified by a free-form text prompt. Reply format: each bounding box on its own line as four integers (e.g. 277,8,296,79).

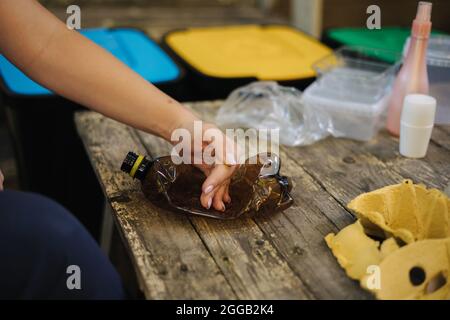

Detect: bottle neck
411,17,431,39
408,35,428,57
135,157,152,181
403,32,429,74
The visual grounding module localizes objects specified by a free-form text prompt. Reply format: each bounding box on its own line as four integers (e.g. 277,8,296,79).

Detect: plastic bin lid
165,25,331,81
0,28,180,96
326,27,446,63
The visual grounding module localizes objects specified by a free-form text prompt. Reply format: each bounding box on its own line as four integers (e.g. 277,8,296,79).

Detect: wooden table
75,101,450,299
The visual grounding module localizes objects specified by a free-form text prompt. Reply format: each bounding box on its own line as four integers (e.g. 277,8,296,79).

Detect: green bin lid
326,27,446,63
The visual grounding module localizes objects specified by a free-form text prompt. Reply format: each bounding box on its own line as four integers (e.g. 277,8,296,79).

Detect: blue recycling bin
0,28,185,238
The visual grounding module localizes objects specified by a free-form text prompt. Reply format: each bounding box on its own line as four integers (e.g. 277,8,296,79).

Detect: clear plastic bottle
386,2,432,136
121,152,293,219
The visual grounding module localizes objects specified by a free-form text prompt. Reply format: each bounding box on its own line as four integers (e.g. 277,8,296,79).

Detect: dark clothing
0,190,124,299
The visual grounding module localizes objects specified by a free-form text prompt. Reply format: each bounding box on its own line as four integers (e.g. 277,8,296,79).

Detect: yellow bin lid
165,25,332,81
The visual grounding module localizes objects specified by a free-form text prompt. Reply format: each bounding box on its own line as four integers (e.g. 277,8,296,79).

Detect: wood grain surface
75,101,450,299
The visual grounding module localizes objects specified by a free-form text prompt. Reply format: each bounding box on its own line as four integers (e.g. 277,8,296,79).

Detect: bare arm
0,0,236,210
0,0,196,140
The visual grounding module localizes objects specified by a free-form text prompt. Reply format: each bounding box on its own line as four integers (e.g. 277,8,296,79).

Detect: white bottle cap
400,94,436,158
400,94,436,127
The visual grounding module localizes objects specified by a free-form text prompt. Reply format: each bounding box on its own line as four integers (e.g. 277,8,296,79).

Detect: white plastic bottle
399,94,436,158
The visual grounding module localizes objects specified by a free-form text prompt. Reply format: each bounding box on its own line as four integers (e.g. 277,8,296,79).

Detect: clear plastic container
313,46,400,102
302,81,391,141
403,35,450,124
302,46,400,141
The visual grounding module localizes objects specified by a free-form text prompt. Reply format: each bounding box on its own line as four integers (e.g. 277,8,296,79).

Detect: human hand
170,120,240,212
0,169,4,191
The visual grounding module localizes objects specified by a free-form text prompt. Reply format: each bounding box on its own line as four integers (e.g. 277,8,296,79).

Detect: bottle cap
121,152,138,173
400,94,436,127
416,2,432,22
412,2,432,38
121,151,151,180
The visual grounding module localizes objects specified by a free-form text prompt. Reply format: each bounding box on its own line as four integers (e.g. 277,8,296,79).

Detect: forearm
30,27,197,140
0,0,197,140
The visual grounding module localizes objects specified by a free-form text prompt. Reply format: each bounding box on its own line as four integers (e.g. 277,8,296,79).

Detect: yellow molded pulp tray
165,24,331,81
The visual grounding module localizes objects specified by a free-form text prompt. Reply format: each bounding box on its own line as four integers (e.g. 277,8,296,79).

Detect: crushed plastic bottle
121,152,293,219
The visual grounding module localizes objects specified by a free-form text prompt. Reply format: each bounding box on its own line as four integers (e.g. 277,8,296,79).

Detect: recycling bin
163,24,332,100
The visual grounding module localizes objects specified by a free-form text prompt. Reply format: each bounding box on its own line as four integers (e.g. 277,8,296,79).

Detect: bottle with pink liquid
386,1,432,136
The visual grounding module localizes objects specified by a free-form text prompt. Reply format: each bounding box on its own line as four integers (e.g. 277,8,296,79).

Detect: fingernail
207,197,212,209
221,203,226,211
204,185,213,194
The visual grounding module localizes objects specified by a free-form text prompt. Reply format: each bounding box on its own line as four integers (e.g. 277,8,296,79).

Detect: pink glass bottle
386,2,432,136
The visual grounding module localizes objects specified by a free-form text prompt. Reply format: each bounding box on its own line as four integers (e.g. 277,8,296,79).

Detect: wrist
165,106,199,145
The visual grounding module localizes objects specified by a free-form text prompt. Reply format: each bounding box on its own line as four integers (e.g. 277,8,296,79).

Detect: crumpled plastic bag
325,180,450,300
215,81,330,146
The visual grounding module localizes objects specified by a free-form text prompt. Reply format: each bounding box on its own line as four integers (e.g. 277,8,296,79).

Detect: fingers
213,184,227,211
223,181,231,204
200,187,214,210
200,164,236,211
200,165,233,210
199,180,230,211
201,164,235,196
195,123,241,211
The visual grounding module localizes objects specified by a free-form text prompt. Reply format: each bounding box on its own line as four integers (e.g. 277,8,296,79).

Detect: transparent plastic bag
215,81,330,146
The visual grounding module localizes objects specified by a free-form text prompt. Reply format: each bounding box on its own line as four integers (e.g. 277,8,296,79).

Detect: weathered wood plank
188,102,370,299
283,127,449,212
135,129,312,299
74,112,235,299
255,149,372,299
363,130,450,190
431,125,450,151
